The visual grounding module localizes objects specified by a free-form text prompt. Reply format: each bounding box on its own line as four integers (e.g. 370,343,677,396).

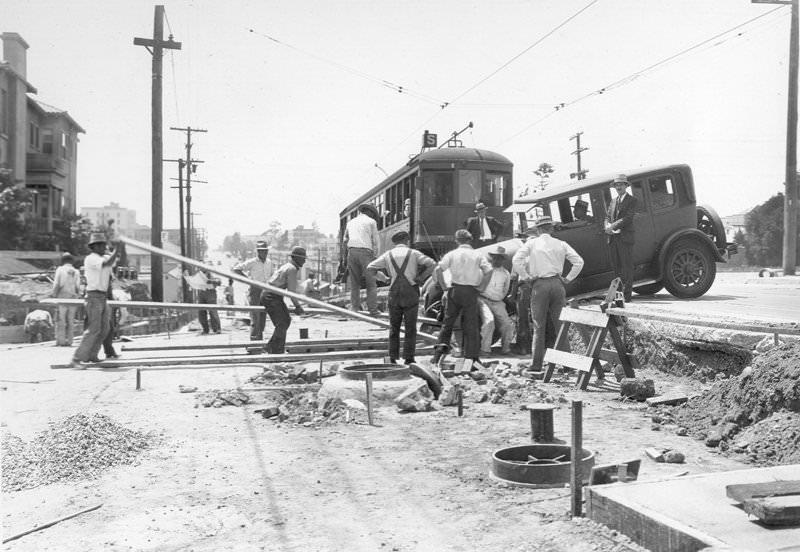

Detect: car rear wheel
633,282,664,295
663,239,716,298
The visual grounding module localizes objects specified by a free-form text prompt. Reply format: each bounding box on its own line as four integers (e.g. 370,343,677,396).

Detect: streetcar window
457,170,483,205
422,171,453,206
487,173,512,207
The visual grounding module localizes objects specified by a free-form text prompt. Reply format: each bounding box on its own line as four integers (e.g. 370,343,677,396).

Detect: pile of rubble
1,413,160,492
258,394,368,426
196,389,251,408
655,341,800,466
246,362,336,386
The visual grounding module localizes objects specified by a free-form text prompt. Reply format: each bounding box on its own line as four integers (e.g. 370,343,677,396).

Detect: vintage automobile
490,164,736,299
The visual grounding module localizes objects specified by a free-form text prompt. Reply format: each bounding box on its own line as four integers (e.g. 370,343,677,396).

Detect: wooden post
365,373,374,426
570,400,583,517
136,368,141,390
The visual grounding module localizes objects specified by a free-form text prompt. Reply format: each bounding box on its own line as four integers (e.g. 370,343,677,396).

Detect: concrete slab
586,464,800,552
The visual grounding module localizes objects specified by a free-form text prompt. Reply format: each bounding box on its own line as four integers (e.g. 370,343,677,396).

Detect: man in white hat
233,240,273,341
343,203,380,316
69,232,119,367
477,245,513,356
604,174,637,302
52,252,81,346
512,216,584,372
465,202,504,249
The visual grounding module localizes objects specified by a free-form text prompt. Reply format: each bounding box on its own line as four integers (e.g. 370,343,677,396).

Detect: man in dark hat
233,240,273,341
512,216,584,372
465,202,504,249
604,174,637,302
478,245,513,356
260,246,307,354
367,230,436,364
343,203,380,315
52,252,81,346
572,199,593,223
69,232,119,368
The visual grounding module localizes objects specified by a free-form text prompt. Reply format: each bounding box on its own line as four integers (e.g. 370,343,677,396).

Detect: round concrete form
319,364,417,407
491,444,595,488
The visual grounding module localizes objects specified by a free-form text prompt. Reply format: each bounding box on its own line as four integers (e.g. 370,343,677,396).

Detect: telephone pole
570,132,589,180
170,126,207,260
164,158,188,302
134,5,181,301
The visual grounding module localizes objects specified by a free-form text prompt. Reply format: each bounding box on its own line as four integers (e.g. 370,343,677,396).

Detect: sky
5,0,797,248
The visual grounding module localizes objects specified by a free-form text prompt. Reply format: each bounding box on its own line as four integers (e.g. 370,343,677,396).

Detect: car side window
649,176,676,211
630,180,647,213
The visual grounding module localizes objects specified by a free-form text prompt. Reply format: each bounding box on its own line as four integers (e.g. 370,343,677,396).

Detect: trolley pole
134,5,181,302
570,132,589,181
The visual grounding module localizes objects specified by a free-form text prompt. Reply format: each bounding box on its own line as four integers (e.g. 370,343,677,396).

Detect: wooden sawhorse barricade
542,306,636,389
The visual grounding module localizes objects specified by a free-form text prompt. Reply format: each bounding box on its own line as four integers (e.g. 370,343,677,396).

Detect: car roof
510,163,690,209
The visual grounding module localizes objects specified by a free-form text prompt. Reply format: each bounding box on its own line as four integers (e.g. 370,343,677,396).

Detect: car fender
654,229,725,281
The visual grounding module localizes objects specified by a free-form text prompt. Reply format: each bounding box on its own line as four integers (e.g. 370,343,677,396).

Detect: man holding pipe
260,247,306,354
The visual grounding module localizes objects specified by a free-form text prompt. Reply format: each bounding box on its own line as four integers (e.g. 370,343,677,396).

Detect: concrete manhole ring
491,444,595,488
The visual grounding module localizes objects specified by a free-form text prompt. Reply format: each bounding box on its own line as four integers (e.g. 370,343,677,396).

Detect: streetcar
338,145,514,260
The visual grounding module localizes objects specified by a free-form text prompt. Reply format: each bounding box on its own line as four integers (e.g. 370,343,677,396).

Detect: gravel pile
1,413,159,492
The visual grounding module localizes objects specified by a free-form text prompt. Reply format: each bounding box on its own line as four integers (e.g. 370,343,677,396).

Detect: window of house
29,123,40,150
60,132,68,159
422,171,453,206
0,89,8,135
649,176,676,210
42,129,54,154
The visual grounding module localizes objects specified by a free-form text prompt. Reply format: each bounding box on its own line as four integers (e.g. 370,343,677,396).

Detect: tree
261,220,283,245
533,163,554,192
743,193,800,267
0,169,32,250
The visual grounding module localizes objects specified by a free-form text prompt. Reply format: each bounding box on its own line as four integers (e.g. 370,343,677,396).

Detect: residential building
1,32,84,236
81,202,138,235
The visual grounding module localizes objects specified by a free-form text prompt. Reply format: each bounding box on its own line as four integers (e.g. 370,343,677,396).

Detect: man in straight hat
69,232,119,368
478,245,513,356
260,246,306,354
343,203,380,316
604,174,637,302
512,216,584,372
431,229,493,370
233,240,273,342
52,252,81,346
367,230,436,365
465,202,504,249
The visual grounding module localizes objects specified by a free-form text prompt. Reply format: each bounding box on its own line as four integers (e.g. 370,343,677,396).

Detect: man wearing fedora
512,216,584,372
233,240,274,342
343,203,380,316
52,252,81,346
604,174,637,302
432,229,493,370
465,202,504,249
69,232,119,367
478,245,513,356
367,230,436,365
572,199,593,223
260,247,307,354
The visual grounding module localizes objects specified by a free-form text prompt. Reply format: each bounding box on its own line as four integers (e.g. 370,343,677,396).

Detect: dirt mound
628,330,750,381
732,411,800,466
659,341,800,465
1,413,160,492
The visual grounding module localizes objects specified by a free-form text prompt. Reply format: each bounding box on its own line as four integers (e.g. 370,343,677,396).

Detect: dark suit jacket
605,193,637,244
465,215,504,244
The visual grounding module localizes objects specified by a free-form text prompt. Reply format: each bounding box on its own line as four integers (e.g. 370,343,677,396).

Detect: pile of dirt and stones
1,413,161,492
195,388,252,408
653,341,800,466
246,362,336,386
259,393,370,426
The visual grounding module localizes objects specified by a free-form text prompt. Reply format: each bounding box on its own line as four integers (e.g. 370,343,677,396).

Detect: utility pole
134,5,181,301
170,126,207,260
164,158,188,302
570,132,589,180
753,0,798,274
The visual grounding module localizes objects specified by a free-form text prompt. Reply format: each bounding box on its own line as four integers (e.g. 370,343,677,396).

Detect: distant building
721,208,751,242
1,33,85,236
81,202,139,234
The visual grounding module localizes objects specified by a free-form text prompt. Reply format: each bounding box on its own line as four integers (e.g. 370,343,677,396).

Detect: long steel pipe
117,235,439,343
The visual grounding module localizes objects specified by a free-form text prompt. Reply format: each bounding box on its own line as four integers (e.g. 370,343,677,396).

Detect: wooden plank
726,480,800,503
645,393,688,407
743,495,800,526
52,347,435,369
40,298,267,312
606,306,800,337
598,348,621,363
607,323,635,378
543,349,594,372
122,337,395,352
559,307,610,328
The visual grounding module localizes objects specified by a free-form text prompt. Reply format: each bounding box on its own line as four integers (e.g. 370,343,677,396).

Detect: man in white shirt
52,252,81,346
69,232,119,367
478,246,513,356
367,230,436,364
432,229,492,368
512,216,584,372
233,240,273,341
344,203,380,315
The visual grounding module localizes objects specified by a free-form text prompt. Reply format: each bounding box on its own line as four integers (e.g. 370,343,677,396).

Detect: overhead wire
496,5,788,146
162,8,182,124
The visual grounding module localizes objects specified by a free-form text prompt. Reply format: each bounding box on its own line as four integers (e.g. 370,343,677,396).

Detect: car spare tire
633,282,664,296
663,239,716,298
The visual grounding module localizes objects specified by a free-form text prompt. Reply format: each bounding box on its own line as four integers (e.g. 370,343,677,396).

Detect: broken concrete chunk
663,450,685,464
178,385,198,393
645,393,688,406
394,379,434,412
620,378,656,401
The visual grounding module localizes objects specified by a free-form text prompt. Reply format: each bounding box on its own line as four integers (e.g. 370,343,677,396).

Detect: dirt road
1,316,750,551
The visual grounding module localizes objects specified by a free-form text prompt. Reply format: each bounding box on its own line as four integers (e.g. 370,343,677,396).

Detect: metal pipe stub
525,403,556,443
